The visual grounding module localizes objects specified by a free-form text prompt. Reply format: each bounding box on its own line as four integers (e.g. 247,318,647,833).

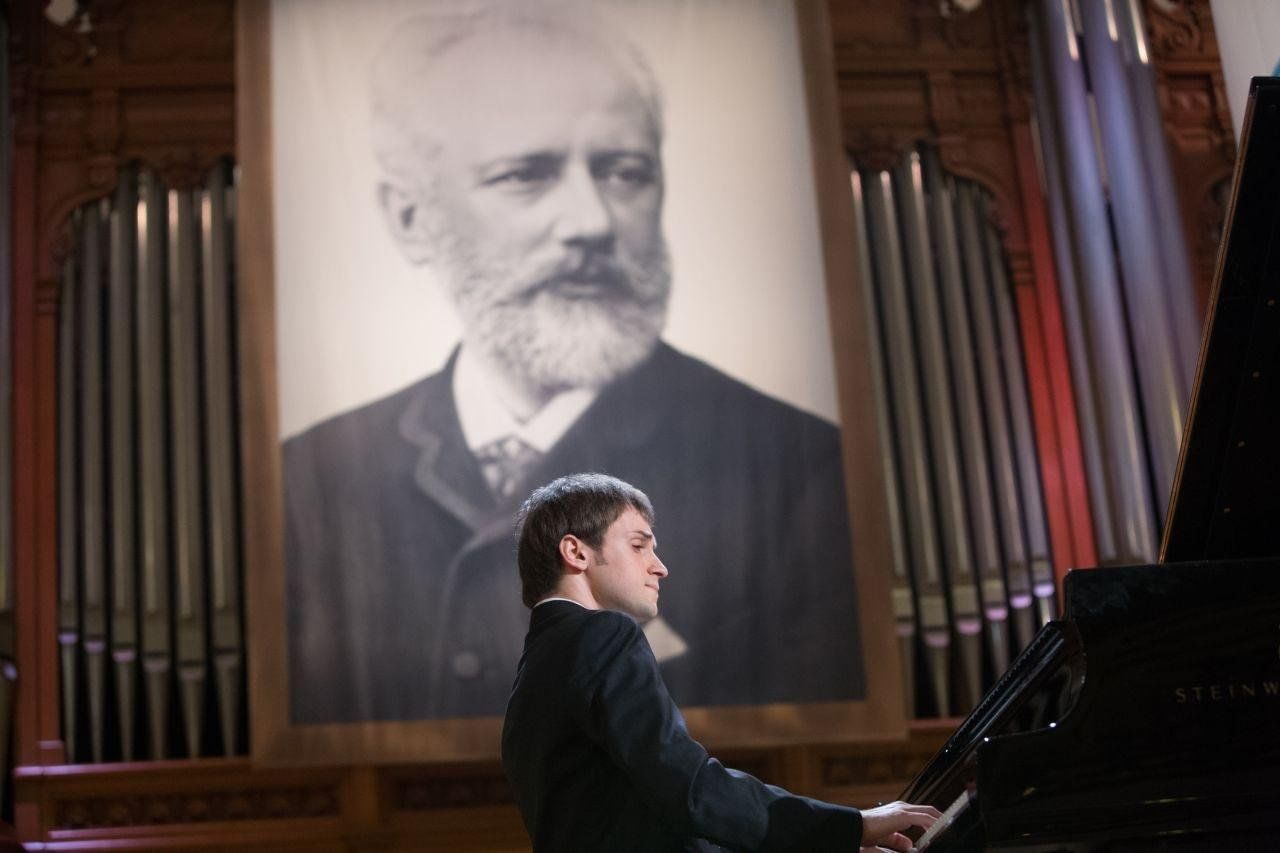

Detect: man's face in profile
390,31,673,394
583,506,666,622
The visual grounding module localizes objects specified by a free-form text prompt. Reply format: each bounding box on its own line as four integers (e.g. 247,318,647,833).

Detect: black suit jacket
502,601,863,852
285,343,864,722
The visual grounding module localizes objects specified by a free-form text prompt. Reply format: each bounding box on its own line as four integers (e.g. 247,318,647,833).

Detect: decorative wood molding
832,0,1029,251
13,734,946,847
393,769,513,812
51,785,340,830
821,752,930,788
385,748,780,813
816,721,948,791
1145,0,1214,61
23,0,235,282
844,128,917,172
1141,0,1235,311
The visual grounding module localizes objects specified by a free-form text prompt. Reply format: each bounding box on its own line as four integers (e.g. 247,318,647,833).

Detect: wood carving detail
1140,0,1234,308
153,147,222,191
1144,0,1213,61
9,16,39,142
43,17,97,69
22,0,236,280
51,786,340,830
938,140,1026,250
86,90,122,155
829,0,920,50
396,775,514,812
940,2,993,51
120,0,235,63
821,754,929,787
845,128,917,173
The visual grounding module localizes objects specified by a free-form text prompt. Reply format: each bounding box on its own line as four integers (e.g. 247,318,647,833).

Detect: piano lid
1161,77,1280,563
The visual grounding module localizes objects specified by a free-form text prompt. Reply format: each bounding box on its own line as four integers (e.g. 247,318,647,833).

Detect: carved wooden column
1142,0,1235,312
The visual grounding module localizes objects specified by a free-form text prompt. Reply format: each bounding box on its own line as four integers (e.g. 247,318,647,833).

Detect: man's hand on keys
860,801,943,852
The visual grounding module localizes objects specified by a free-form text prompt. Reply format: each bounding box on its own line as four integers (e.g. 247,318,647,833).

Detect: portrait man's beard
430,218,672,395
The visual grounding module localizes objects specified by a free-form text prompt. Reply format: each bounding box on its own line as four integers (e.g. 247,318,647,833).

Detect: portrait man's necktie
474,436,543,500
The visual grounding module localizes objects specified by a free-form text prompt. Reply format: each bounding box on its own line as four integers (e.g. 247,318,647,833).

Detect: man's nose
651,556,668,578
552,166,614,250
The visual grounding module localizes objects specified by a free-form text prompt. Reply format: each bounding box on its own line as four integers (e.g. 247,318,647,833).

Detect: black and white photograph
245,0,905,762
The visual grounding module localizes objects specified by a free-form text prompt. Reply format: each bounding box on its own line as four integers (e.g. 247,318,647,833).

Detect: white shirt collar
452,346,598,454
533,597,586,609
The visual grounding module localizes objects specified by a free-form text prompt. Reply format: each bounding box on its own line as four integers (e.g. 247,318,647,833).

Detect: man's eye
482,161,558,190
608,167,652,185
595,158,656,189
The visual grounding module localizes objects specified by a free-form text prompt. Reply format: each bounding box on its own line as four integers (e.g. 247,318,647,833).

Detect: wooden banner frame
238,0,907,765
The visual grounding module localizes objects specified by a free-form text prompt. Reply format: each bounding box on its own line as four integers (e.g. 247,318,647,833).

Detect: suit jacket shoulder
506,603,863,852
282,369,450,485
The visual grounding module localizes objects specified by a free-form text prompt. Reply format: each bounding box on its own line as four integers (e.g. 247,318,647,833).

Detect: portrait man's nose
553,165,617,253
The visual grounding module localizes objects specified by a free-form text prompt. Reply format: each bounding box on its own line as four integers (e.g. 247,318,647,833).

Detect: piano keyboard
915,788,974,850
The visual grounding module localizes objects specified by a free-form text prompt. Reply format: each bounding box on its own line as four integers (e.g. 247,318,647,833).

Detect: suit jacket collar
524,599,593,647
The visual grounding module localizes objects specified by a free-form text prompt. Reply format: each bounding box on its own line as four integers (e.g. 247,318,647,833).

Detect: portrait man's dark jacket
502,600,863,852
285,343,864,722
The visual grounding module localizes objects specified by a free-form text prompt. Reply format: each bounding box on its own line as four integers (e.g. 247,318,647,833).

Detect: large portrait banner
239,0,906,764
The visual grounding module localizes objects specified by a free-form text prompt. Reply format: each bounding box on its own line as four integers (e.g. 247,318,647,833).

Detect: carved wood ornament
1141,0,1236,311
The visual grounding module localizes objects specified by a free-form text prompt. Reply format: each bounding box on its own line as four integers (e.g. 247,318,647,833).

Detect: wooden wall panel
11,729,952,850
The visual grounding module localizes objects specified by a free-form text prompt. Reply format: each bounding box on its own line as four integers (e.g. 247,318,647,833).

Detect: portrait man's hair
516,473,655,608
369,3,665,178
367,2,675,398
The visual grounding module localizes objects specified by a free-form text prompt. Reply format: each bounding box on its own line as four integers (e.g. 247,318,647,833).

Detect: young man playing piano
502,473,939,851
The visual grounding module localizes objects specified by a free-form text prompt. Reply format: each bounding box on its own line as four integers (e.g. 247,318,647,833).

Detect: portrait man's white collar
453,346,598,454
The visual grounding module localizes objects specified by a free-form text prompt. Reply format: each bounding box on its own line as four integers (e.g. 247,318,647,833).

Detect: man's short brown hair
515,473,654,608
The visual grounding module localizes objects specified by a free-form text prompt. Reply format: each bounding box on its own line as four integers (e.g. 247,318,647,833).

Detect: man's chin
610,600,658,623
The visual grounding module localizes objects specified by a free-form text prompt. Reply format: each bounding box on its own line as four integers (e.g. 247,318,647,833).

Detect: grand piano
904,76,1280,851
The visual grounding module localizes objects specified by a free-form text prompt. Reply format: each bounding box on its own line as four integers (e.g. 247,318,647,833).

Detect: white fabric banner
1210,0,1280,138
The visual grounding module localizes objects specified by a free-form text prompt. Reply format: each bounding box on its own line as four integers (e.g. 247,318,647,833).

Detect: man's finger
863,831,912,852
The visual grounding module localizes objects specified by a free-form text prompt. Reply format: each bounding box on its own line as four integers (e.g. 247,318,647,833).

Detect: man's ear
377,180,434,265
558,534,591,575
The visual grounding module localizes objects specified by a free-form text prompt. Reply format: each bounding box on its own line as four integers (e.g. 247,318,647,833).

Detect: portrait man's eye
594,154,657,192
479,156,561,193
